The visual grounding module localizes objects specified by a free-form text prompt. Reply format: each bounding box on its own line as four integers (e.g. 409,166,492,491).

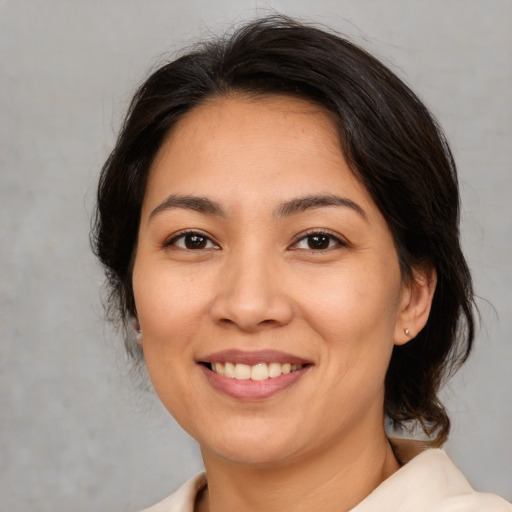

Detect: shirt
141,441,511,512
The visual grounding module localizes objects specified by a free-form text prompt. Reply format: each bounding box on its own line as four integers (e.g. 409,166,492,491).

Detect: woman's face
133,95,415,466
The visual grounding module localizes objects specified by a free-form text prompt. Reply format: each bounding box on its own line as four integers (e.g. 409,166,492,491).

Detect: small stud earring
134,320,142,338
404,328,410,336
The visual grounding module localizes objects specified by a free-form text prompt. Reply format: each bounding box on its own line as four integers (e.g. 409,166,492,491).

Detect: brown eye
167,231,218,250
184,234,208,249
292,231,345,251
307,234,331,250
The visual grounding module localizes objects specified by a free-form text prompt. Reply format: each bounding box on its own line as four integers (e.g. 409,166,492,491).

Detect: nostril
217,318,238,329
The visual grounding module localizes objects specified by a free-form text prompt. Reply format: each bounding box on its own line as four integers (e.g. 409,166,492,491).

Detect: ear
394,265,437,346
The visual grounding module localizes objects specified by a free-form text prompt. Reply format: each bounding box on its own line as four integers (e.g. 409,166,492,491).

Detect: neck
197,424,400,512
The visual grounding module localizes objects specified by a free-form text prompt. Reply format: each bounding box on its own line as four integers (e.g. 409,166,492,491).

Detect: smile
208,362,304,381
199,350,312,400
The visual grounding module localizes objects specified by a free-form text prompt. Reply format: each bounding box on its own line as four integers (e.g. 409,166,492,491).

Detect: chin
200,426,306,468
211,444,298,468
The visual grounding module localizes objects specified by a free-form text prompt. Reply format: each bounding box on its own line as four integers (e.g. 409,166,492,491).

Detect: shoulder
437,492,512,512
138,447,512,512
140,473,207,512
351,440,512,512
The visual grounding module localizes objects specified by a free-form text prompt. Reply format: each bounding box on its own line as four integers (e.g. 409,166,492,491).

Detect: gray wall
1,1,511,510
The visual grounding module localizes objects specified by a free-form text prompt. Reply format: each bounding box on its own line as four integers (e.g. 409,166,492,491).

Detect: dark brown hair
92,15,475,446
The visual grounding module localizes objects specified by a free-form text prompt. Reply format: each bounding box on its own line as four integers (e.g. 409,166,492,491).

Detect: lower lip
200,364,309,400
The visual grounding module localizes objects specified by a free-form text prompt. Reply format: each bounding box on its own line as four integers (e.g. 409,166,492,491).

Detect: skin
132,94,436,512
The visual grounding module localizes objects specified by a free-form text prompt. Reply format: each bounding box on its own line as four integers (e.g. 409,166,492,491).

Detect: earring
404,328,411,336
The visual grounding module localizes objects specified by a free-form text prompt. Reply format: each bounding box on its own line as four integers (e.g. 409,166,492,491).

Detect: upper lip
198,349,312,366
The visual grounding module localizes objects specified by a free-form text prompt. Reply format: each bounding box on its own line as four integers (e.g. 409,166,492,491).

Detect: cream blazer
141,440,511,512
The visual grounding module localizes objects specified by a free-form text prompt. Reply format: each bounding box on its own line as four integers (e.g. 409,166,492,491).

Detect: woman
92,16,511,512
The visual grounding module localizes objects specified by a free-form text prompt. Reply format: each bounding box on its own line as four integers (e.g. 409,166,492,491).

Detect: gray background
1,1,511,510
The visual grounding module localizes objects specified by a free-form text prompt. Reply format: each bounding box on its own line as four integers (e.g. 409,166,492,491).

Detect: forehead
159,93,341,161
143,94,376,217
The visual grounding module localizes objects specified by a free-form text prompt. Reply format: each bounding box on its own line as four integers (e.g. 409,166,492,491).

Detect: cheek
133,261,211,340
299,260,403,402
133,268,206,413
300,261,402,341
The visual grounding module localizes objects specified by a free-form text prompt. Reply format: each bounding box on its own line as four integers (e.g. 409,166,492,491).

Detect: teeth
234,363,251,380
268,362,282,378
225,362,235,378
209,362,304,380
251,363,268,381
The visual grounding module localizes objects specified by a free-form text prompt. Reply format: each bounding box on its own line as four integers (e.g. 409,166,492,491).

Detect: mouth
198,350,312,400
203,361,306,381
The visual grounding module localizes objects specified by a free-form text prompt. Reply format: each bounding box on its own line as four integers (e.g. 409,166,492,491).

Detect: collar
350,438,475,511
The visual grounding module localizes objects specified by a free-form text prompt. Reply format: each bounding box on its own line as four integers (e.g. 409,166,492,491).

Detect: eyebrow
275,194,367,221
149,194,225,219
149,193,367,221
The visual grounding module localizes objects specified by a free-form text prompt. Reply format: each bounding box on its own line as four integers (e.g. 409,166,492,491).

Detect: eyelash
164,229,346,251
164,230,219,250
291,230,347,251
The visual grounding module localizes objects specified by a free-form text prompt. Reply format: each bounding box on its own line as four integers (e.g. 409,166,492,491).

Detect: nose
209,251,294,332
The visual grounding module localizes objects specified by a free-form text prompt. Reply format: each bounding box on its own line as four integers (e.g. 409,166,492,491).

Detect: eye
165,231,219,250
292,231,345,251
